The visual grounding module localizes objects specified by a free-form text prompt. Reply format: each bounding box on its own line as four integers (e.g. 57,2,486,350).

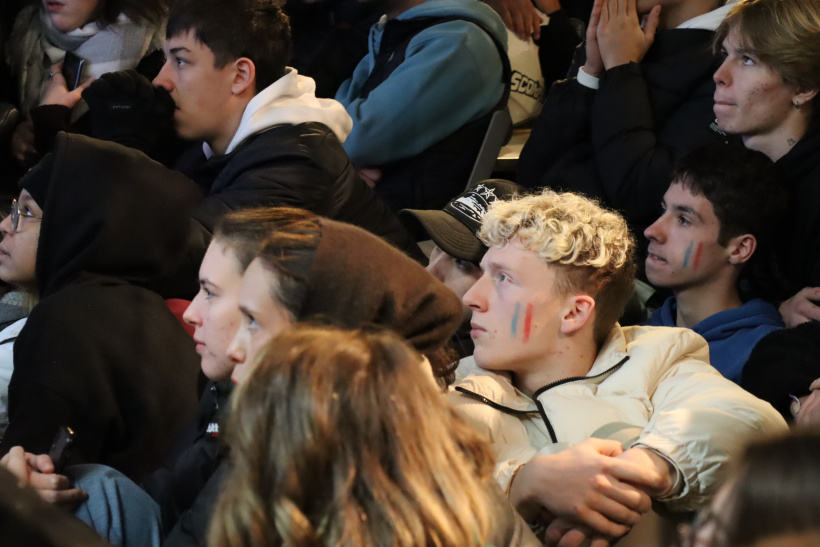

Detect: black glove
82,69,175,154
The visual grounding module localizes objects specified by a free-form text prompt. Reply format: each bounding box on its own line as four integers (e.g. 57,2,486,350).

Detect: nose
182,294,203,326
153,60,175,92
462,273,489,312
644,215,666,242
226,330,246,365
0,214,12,236
713,58,731,87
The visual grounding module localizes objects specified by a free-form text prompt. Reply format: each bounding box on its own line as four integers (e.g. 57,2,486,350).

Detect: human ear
231,57,256,95
727,234,756,265
793,87,819,109
560,295,596,335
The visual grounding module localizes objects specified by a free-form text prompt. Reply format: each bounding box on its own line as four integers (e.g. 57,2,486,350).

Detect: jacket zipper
532,356,630,443
454,387,541,416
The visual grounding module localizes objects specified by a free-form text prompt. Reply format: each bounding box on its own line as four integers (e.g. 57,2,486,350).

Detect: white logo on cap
451,185,498,223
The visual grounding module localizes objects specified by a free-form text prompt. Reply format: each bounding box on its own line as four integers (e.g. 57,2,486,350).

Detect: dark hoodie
743,321,820,421
0,134,203,483
162,217,462,547
775,124,820,295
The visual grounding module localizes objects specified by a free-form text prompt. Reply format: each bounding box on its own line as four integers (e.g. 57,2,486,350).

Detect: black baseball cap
400,179,524,264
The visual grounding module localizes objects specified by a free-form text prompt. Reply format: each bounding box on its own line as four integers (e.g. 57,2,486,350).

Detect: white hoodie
204,68,354,158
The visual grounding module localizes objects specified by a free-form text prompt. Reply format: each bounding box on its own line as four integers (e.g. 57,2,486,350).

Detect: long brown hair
208,325,496,547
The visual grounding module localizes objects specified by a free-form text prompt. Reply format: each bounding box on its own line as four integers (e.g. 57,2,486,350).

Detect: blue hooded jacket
647,297,784,383
336,0,507,167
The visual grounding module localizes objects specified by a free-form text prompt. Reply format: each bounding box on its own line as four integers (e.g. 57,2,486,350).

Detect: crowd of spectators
0,0,818,545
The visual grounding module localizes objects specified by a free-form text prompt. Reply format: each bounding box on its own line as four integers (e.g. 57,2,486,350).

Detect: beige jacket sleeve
633,356,788,511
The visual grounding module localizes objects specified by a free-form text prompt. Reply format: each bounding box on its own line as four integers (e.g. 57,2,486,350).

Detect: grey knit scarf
8,5,163,113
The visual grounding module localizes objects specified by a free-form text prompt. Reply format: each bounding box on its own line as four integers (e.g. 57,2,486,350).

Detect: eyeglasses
10,199,42,232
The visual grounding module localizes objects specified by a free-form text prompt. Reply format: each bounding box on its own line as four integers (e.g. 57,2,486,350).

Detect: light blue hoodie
647,297,784,383
336,0,507,167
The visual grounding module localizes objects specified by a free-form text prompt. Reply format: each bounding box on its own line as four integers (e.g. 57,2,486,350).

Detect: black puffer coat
177,121,425,269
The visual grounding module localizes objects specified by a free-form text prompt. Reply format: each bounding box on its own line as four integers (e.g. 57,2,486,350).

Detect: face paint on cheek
523,303,534,343
682,241,694,269
511,302,521,338
693,242,704,270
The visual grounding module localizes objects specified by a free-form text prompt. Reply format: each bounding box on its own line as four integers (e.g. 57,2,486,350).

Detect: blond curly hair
480,190,636,345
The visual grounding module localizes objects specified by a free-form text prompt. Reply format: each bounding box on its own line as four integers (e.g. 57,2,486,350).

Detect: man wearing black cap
401,179,523,358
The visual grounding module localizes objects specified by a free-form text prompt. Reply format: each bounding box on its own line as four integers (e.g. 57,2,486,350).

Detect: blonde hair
715,0,820,116
208,325,497,547
480,190,636,345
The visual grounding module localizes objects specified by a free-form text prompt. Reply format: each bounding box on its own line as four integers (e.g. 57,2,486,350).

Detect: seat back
465,108,513,189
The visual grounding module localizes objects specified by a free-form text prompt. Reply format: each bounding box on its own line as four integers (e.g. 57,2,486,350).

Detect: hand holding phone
61,51,86,91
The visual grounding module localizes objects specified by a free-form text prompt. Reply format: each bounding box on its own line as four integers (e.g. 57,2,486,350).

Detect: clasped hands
582,0,661,78
509,438,674,547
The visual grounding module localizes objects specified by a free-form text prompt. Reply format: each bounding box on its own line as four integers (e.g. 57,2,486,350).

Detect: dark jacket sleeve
588,60,719,227
742,322,820,421
141,380,230,537
2,288,202,482
516,51,595,190
1,310,108,460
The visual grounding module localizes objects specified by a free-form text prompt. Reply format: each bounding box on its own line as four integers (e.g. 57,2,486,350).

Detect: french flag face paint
510,302,534,342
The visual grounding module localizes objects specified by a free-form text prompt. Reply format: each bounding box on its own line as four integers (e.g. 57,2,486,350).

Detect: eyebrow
199,277,215,288
671,204,703,222
168,47,190,56
722,39,756,58
481,259,506,275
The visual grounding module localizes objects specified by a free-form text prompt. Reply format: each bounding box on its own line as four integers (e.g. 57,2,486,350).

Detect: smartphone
61,51,86,91
48,426,76,474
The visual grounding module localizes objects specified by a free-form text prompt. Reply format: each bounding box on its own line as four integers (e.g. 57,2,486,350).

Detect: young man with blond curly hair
448,190,786,546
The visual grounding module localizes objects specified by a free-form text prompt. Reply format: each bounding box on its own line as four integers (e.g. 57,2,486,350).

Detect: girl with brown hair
211,325,539,547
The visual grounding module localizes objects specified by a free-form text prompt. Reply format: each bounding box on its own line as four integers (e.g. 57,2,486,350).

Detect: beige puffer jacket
448,324,788,511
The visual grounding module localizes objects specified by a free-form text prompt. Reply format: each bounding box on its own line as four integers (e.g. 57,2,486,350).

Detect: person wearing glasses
0,132,203,485
0,191,41,437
